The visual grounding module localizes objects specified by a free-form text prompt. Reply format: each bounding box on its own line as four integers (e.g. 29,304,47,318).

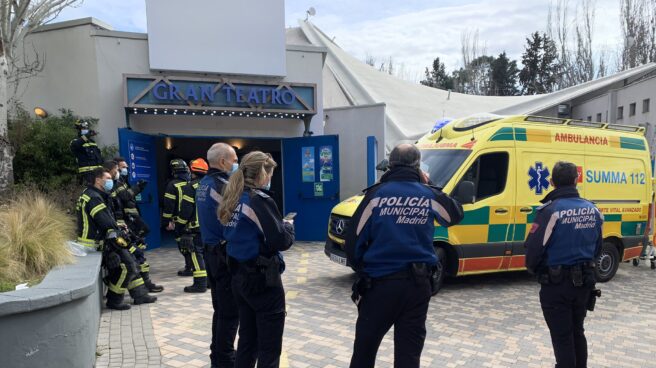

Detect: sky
55,0,625,82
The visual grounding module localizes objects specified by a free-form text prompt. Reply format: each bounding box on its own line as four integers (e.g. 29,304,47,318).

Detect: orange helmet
189,158,208,174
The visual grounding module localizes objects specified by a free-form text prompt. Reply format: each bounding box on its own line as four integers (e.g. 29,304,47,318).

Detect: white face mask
114,171,120,181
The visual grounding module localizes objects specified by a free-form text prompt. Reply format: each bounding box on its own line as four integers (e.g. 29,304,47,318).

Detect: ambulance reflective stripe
90,203,107,217
108,264,128,294
191,253,207,278
128,277,145,290
356,198,380,235
241,204,264,234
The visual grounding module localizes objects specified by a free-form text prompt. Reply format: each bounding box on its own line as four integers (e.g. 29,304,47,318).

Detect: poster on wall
128,140,153,202
319,145,333,182
302,146,315,182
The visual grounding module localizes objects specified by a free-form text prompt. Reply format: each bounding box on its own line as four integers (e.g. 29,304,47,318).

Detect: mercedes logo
335,219,345,235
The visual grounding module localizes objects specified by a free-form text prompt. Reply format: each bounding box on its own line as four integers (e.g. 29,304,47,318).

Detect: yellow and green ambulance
325,114,653,291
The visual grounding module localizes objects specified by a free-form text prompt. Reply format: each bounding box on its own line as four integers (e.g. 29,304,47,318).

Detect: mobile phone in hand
284,212,297,221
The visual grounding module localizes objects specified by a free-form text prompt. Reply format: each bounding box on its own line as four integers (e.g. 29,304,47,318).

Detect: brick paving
97,242,656,367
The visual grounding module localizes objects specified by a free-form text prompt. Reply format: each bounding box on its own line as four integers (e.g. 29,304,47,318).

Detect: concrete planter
0,253,103,368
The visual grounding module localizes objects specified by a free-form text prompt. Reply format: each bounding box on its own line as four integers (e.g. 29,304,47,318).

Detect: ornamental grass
0,191,75,291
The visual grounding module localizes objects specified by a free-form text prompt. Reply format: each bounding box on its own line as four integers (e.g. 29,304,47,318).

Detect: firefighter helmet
189,158,208,174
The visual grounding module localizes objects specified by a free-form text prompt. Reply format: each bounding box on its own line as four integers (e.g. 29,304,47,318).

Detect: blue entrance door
282,135,340,241
118,128,161,249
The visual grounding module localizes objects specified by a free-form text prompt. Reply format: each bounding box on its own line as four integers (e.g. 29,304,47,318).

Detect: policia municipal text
344,144,464,368
525,161,603,368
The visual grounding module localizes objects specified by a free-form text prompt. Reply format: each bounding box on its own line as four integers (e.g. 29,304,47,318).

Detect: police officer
112,157,164,293
76,168,156,309
70,120,103,183
196,143,240,368
344,143,463,368
218,151,294,368
162,159,193,276
176,158,209,292
525,161,603,368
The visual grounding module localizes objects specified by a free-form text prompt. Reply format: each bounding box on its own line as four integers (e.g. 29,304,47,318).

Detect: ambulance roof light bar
567,120,607,129
606,124,646,133
524,116,567,125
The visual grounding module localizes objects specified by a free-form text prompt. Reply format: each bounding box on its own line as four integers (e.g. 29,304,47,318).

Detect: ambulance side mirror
376,159,389,172
455,181,475,204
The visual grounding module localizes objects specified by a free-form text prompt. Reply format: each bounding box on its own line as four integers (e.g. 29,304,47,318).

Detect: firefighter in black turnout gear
344,144,464,368
219,151,294,368
162,159,193,276
197,143,240,368
112,157,163,293
70,120,103,183
176,158,209,293
76,168,156,310
525,161,603,368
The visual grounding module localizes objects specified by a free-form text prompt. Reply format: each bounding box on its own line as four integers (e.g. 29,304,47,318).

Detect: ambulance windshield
420,149,471,188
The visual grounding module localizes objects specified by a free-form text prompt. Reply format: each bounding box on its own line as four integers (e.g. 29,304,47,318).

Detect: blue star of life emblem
528,162,550,195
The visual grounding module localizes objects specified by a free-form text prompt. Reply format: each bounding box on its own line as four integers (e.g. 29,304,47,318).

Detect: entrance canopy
124,74,317,120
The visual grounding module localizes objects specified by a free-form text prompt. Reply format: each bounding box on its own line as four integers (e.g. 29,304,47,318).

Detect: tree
420,57,453,90
0,0,81,192
519,32,560,94
619,0,656,70
489,52,519,96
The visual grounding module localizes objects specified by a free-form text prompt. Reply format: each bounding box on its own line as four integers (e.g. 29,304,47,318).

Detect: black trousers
231,270,286,368
350,276,431,368
540,282,592,368
104,249,137,303
205,245,239,368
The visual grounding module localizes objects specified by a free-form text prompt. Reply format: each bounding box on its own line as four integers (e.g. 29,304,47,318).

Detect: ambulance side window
460,152,509,202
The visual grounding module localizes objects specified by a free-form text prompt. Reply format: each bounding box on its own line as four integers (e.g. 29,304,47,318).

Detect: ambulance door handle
519,207,533,214
494,208,509,214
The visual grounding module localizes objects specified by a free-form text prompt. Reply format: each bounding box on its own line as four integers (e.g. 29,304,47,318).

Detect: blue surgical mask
263,180,271,191
81,129,89,135
103,179,114,192
120,168,128,177
231,163,239,175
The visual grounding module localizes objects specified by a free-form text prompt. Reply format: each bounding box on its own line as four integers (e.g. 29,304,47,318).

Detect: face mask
81,129,89,135
114,171,120,181
230,163,239,175
263,180,271,191
103,179,114,192
120,168,128,177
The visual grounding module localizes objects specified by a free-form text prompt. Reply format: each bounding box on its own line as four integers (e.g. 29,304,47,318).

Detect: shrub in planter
0,191,75,290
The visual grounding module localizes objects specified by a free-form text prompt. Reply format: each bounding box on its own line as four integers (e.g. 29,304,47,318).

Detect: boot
129,284,158,305
178,253,193,276
184,276,207,293
106,291,131,310
141,271,164,293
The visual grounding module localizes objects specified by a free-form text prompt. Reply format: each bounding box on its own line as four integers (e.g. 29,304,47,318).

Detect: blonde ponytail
218,151,277,224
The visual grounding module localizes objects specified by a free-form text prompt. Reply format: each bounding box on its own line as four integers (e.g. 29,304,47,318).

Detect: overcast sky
55,0,625,82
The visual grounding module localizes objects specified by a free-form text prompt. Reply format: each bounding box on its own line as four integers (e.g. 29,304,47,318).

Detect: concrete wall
0,253,103,368
324,103,386,199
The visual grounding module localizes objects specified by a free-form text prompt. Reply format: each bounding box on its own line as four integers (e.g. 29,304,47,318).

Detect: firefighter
112,157,164,293
176,158,209,293
344,144,464,368
525,161,603,368
76,168,156,309
162,159,193,276
70,120,103,184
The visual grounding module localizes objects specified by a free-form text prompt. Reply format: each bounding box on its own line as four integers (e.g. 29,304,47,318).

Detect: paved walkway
97,242,656,367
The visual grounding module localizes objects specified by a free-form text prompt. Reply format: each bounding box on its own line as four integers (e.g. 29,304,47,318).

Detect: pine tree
490,52,519,96
420,57,454,90
519,32,560,94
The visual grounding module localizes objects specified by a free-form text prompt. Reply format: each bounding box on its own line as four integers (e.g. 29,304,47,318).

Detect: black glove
103,252,122,270
179,234,195,252
137,180,148,190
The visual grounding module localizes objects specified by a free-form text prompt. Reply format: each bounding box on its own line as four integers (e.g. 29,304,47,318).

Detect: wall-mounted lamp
34,107,48,118
165,137,174,150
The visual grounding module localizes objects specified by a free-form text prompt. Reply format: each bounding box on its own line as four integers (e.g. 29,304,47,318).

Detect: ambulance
325,114,653,292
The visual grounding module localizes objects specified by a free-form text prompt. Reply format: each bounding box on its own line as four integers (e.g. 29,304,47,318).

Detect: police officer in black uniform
196,143,240,368
344,144,464,368
218,151,294,368
162,159,193,276
70,120,103,183
525,161,603,368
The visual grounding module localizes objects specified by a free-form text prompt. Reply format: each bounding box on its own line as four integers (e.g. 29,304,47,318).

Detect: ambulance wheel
596,242,620,282
431,247,446,296
632,258,640,267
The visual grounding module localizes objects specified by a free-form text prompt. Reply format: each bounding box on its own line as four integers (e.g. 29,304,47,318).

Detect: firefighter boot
129,284,158,305
177,253,193,276
141,271,164,293
184,276,208,293
106,291,131,310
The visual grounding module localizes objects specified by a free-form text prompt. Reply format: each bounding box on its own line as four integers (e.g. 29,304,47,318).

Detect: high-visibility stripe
175,218,189,225
78,165,102,173
182,195,195,203
191,253,201,270
81,197,90,240
129,246,136,254
90,203,107,217
128,277,145,290
176,185,185,211
162,213,173,218
81,194,91,202
76,237,96,247
164,193,176,200
82,142,98,147
193,270,208,278
124,208,139,214
140,263,150,273
108,264,128,294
